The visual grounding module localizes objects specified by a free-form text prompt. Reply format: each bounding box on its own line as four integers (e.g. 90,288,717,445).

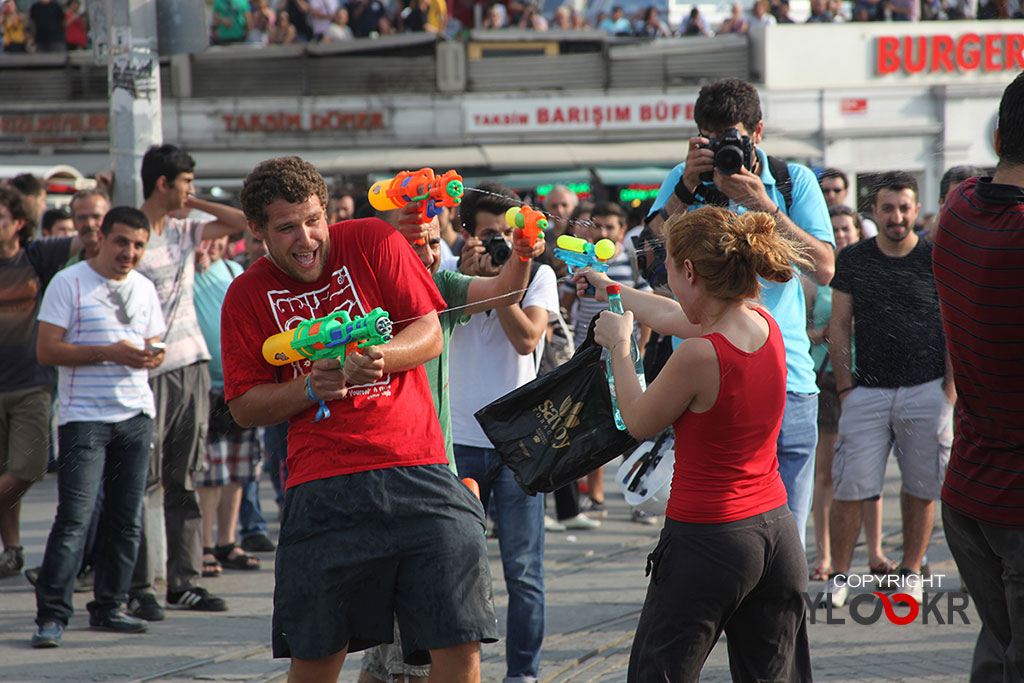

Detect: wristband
673,177,699,205
305,375,331,422
837,386,854,396
771,205,782,219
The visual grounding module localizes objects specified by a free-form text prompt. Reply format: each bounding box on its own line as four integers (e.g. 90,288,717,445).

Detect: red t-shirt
222,218,448,488
667,307,789,523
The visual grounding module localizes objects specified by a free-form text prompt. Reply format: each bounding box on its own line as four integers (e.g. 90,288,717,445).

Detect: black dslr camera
482,234,512,266
699,128,755,182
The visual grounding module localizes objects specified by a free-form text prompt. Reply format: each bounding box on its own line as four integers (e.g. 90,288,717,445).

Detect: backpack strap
766,155,793,215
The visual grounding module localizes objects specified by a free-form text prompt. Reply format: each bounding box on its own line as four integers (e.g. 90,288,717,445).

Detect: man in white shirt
31,207,166,648
449,183,559,683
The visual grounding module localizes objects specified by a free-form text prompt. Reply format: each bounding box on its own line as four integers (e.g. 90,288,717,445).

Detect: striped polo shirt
934,176,1024,529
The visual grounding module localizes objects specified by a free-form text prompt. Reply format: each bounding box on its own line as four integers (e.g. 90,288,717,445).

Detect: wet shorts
272,464,498,662
832,378,952,502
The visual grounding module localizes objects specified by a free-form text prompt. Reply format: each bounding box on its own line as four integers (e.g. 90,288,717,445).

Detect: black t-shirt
830,237,946,388
30,2,65,44
347,0,387,36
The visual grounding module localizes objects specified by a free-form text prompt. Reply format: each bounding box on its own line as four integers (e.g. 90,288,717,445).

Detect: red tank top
666,307,789,523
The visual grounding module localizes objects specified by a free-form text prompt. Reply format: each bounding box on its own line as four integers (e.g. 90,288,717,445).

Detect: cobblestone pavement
0,458,978,682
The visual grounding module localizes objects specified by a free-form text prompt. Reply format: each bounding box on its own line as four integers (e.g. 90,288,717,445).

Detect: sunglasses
821,187,845,194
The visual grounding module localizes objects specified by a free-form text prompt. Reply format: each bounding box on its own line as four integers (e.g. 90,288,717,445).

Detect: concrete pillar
104,0,163,207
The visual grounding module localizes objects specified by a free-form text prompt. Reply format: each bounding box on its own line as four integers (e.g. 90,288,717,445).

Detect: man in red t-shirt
222,156,497,682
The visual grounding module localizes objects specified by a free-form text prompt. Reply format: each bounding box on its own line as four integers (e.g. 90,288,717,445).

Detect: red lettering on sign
985,34,1003,71
1009,34,1024,69
616,106,631,121
957,33,981,70
904,36,927,73
877,36,900,74
931,34,954,72
537,108,549,124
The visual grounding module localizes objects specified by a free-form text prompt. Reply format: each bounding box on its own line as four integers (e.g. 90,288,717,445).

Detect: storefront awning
190,136,822,179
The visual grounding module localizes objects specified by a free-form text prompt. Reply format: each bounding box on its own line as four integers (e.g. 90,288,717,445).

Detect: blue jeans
776,391,818,551
36,414,152,625
454,444,544,682
238,479,268,539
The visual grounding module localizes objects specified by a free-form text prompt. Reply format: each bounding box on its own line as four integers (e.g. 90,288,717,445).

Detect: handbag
474,319,639,496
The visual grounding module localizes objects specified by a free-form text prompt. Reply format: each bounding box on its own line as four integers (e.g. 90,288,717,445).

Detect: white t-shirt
449,263,559,449
38,261,166,425
135,216,211,376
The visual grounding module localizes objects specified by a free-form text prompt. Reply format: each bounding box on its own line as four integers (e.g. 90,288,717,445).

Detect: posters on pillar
465,96,695,135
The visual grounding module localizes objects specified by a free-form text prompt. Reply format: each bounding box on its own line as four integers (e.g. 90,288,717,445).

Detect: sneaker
630,509,660,526
31,621,64,648
580,498,608,519
825,572,849,608
0,545,24,579
126,593,166,622
896,567,923,604
166,586,228,612
544,515,566,532
89,609,148,633
562,513,601,530
240,533,276,553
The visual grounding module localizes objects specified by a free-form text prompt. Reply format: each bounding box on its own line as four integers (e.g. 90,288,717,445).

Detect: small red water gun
504,205,548,262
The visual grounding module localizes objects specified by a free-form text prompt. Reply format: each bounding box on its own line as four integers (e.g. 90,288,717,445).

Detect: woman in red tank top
576,206,814,682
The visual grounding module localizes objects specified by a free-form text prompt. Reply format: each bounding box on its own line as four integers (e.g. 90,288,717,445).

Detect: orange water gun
367,168,464,225
504,205,548,262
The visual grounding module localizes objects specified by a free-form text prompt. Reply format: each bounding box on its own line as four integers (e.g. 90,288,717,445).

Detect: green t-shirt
427,269,473,472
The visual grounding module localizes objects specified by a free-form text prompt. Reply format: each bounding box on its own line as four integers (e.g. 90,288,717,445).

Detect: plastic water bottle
605,284,647,431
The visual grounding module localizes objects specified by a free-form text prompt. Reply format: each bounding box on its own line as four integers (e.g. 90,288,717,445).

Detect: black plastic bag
474,322,640,496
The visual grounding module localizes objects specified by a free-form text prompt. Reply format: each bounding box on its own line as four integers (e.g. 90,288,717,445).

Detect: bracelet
771,205,782,219
837,386,855,396
304,375,331,422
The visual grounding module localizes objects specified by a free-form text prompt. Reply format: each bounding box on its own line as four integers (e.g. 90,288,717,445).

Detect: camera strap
766,155,793,215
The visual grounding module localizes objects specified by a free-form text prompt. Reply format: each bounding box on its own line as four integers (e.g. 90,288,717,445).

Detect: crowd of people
1,73,1021,682
2,0,1018,54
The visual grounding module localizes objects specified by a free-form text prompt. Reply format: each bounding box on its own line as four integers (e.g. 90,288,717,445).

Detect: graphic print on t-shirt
264,264,391,396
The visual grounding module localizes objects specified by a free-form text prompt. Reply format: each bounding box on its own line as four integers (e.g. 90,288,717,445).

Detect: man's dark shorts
272,463,498,662
817,370,841,433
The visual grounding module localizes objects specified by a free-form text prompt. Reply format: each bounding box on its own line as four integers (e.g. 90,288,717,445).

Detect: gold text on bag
532,396,584,450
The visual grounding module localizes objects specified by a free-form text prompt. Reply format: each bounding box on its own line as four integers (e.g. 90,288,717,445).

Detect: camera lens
485,236,512,266
715,146,745,175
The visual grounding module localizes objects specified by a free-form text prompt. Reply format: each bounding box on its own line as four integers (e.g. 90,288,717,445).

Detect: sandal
809,563,832,581
214,543,260,571
202,547,222,577
869,558,898,576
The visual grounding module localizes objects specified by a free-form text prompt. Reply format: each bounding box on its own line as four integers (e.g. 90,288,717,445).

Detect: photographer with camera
451,182,559,683
643,78,835,551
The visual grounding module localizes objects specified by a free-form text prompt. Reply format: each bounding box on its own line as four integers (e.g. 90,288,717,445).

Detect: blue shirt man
646,78,835,548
